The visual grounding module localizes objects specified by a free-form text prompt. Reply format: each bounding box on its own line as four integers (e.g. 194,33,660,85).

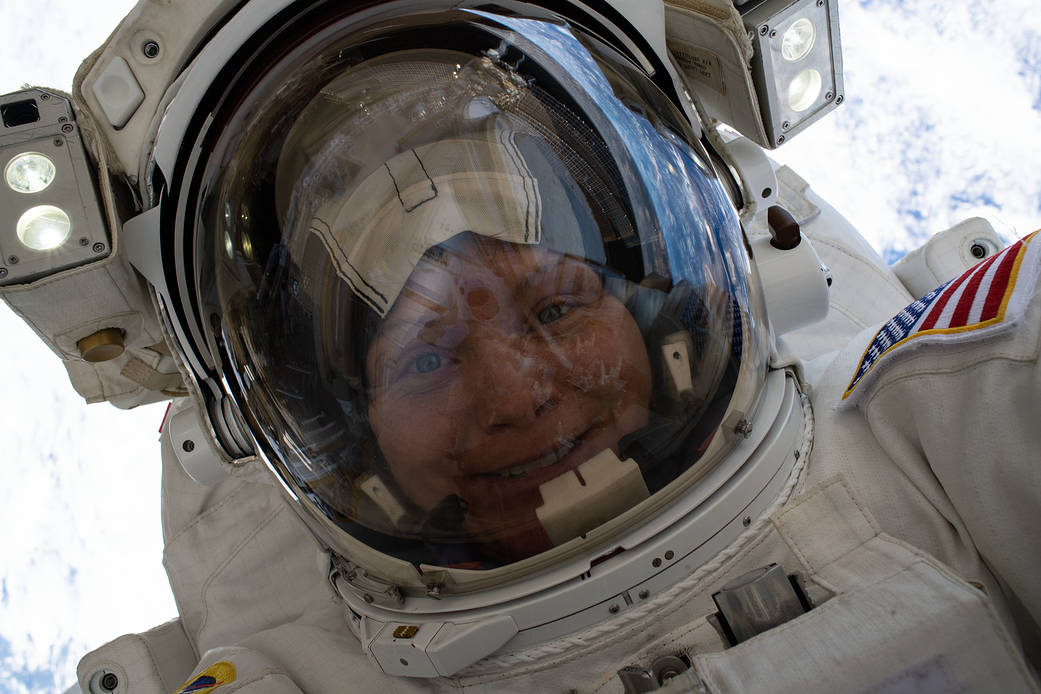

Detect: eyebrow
374,289,451,348
513,254,601,301
373,249,600,352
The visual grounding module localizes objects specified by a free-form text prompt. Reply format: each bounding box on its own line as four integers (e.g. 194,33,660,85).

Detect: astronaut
0,1,1038,693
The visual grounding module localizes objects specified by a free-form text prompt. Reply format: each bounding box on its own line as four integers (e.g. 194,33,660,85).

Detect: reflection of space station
1,1,1038,693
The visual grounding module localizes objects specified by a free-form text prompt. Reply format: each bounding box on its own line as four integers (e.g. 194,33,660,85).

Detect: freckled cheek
369,396,466,510
557,314,651,401
596,318,653,434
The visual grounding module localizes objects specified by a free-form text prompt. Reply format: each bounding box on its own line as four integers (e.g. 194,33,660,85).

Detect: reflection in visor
366,234,653,561
200,11,766,577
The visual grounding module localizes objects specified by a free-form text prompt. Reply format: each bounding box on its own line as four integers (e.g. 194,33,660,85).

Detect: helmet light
781,18,816,62
5,152,57,194
738,0,844,147
16,205,71,250
0,90,110,285
788,69,823,112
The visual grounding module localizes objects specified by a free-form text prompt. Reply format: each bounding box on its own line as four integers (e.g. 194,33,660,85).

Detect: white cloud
772,0,1041,258
0,302,172,693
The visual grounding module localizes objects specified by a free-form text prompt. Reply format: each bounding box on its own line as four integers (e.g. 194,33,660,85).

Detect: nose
468,332,553,430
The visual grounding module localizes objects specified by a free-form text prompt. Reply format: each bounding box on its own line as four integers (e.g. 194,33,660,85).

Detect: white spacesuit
0,1,1038,693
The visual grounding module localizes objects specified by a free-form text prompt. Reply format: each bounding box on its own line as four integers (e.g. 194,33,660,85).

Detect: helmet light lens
788,69,823,112
5,152,57,194
781,19,816,62
17,204,72,250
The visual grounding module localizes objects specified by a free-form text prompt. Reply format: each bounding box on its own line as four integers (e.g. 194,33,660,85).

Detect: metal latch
710,563,812,646
618,655,708,693
329,553,404,608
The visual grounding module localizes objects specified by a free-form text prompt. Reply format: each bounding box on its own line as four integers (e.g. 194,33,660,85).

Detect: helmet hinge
330,553,405,608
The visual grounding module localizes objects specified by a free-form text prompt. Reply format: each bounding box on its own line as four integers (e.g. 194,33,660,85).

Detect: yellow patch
173,661,237,694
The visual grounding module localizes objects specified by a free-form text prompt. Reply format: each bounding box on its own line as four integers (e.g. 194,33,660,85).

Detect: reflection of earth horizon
1,1,1040,691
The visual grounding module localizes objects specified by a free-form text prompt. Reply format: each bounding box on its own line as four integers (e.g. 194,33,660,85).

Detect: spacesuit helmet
190,4,771,583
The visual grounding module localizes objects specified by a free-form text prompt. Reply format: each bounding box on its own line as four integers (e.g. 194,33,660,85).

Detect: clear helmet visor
199,8,768,579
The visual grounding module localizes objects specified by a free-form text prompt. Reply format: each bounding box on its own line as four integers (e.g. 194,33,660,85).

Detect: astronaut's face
366,234,652,561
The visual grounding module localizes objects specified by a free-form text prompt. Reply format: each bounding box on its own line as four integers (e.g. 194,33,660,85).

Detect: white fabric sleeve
849,238,1041,629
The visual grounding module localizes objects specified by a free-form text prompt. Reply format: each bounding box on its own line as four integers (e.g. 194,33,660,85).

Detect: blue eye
537,302,567,325
413,352,442,373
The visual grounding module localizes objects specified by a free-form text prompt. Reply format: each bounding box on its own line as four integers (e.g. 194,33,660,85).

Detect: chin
470,515,554,564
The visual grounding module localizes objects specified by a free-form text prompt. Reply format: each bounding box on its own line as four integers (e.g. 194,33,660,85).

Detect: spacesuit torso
75,167,1041,694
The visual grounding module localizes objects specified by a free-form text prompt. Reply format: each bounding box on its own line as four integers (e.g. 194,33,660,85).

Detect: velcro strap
121,355,184,393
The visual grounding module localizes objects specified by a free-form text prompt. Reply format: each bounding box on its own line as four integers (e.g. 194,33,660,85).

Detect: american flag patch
844,230,1040,400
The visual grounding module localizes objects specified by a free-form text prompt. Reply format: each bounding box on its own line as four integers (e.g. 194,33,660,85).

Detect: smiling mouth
477,436,583,479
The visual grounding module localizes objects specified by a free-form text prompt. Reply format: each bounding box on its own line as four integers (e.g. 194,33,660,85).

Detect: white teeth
496,439,576,478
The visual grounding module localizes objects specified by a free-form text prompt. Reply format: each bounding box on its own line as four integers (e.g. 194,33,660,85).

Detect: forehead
399,235,557,310
370,235,584,346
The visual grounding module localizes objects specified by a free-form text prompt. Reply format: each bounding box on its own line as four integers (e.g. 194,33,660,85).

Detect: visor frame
137,0,775,616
